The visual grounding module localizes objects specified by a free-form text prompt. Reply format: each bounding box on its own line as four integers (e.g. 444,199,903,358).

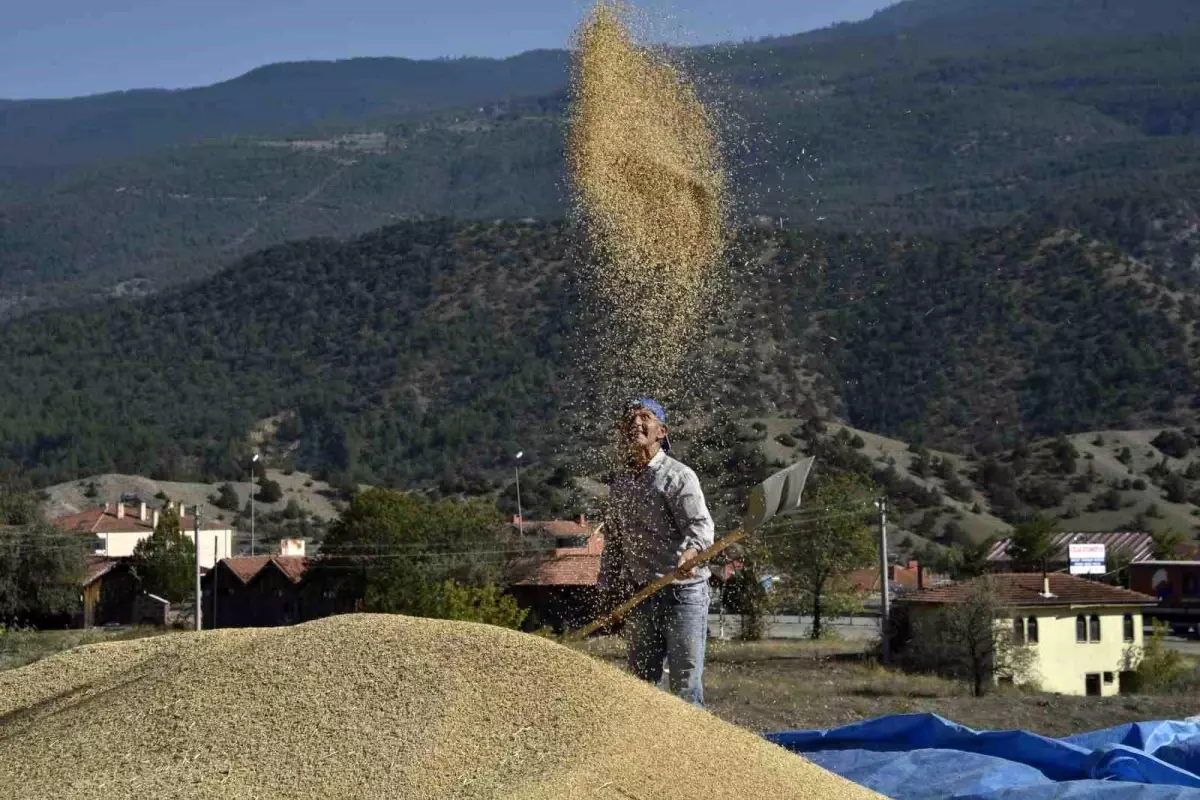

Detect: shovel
564,456,815,642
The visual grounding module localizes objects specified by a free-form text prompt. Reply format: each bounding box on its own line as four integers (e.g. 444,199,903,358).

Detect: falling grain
569,1,727,404
0,615,879,799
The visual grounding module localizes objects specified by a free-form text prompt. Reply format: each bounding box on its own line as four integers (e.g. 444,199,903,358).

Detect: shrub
849,434,866,450
1152,430,1194,459
775,433,798,448
210,482,241,511
1126,621,1189,693
255,479,283,504
1132,479,1148,491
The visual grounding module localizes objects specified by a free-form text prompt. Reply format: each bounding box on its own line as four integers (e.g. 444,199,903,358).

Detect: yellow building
903,573,1156,697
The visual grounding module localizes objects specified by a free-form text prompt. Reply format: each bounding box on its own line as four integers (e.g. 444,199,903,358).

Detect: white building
53,501,233,569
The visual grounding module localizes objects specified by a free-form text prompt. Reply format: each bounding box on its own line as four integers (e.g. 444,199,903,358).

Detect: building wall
1020,607,1141,696
93,530,233,569
906,604,1142,697
208,567,303,628
1130,563,1200,603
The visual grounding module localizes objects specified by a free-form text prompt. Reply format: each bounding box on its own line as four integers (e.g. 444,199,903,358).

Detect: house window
1027,616,1038,644
1104,672,1115,684
1090,615,1101,642
1185,572,1199,597
1124,614,1135,643
1076,615,1087,642
1013,617,1025,644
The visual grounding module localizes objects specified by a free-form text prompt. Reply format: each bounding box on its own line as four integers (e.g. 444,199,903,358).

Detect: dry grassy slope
41,470,342,527
751,417,1200,545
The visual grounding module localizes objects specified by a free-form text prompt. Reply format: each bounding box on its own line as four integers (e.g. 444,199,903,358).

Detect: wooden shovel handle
565,527,747,642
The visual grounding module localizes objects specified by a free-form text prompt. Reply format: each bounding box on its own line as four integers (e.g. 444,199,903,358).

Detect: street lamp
514,451,524,536
250,453,260,556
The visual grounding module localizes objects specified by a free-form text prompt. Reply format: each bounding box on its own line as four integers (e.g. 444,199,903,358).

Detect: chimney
577,514,587,526
511,515,522,526
152,510,160,529
279,538,306,557
1043,575,1050,596
917,562,925,591
139,502,147,521
116,503,125,520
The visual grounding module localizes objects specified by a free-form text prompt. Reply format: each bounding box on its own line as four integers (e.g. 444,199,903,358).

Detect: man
600,398,715,705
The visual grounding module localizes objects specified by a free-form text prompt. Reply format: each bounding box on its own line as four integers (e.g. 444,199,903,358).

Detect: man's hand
677,548,701,577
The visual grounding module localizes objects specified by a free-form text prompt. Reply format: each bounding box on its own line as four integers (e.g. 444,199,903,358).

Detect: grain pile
0,614,877,799
568,1,726,401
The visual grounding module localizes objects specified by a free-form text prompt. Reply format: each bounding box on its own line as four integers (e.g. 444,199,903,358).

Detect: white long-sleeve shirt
601,450,716,588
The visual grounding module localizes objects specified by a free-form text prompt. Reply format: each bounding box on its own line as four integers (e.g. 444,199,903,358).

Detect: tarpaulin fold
767,713,1200,799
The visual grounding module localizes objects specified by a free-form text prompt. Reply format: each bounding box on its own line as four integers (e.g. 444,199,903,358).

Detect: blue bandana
625,398,671,452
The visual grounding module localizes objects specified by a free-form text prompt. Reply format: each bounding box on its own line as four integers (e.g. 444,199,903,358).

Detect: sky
1,0,894,99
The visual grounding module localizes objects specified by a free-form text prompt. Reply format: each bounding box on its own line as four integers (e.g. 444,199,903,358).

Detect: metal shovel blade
742,456,814,534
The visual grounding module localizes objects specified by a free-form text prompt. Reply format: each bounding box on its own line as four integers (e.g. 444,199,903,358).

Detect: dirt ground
576,637,1200,737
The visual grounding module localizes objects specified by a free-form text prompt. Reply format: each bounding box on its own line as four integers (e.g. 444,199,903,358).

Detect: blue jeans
625,581,709,706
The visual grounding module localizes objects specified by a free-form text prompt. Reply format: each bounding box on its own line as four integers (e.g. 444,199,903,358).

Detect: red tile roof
849,562,951,593
902,573,1157,607
510,531,604,587
986,532,1154,564
53,504,228,535
511,518,592,538
219,556,309,585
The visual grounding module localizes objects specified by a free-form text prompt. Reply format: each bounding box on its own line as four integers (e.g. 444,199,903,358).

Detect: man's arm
667,468,716,561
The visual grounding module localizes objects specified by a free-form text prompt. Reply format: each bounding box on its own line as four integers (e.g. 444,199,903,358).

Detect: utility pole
514,451,524,536
878,496,891,664
250,452,260,556
213,535,219,630
194,505,202,632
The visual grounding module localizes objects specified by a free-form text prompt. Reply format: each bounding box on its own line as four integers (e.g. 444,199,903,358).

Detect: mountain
3,2,1200,314
841,0,1200,45
0,51,570,168
1,213,1196,482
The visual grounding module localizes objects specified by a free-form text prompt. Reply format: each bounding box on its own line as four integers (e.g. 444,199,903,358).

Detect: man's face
620,406,667,452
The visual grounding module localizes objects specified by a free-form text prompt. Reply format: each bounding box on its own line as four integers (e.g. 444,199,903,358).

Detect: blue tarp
766,714,1200,798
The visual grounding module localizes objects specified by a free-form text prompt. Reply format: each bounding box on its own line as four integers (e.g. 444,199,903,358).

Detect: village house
80,555,139,627
53,500,234,569
80,555,179,627
203,555,310,629
901,573,1157,696
849,560,951,597
985,531,1154,572
507,516,603,632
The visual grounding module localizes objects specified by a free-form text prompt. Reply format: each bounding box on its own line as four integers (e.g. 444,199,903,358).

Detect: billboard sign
1068,543,1107,575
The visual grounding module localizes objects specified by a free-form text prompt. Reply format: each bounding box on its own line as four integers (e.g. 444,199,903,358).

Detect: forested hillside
3,0,1199,312
1,216,1196,493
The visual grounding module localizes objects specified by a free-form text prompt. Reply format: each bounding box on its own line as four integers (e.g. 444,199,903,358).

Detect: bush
210,482,241,511
945,476,974,503
1019,480,1065,509
1152,430,1194,459
255,479,283,504
849,434,866,450
775,433,798,448
1127,621,1189,693
432,581,528,629
1133,479,1148,491
1117,447,1133,466
1162,473,1189,504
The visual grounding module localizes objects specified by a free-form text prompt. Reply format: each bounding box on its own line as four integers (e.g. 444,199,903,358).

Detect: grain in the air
569,0,727,398
0,614,879,799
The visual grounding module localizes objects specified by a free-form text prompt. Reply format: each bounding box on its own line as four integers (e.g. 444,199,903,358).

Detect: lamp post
250,452,260,556
514,451,524,536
